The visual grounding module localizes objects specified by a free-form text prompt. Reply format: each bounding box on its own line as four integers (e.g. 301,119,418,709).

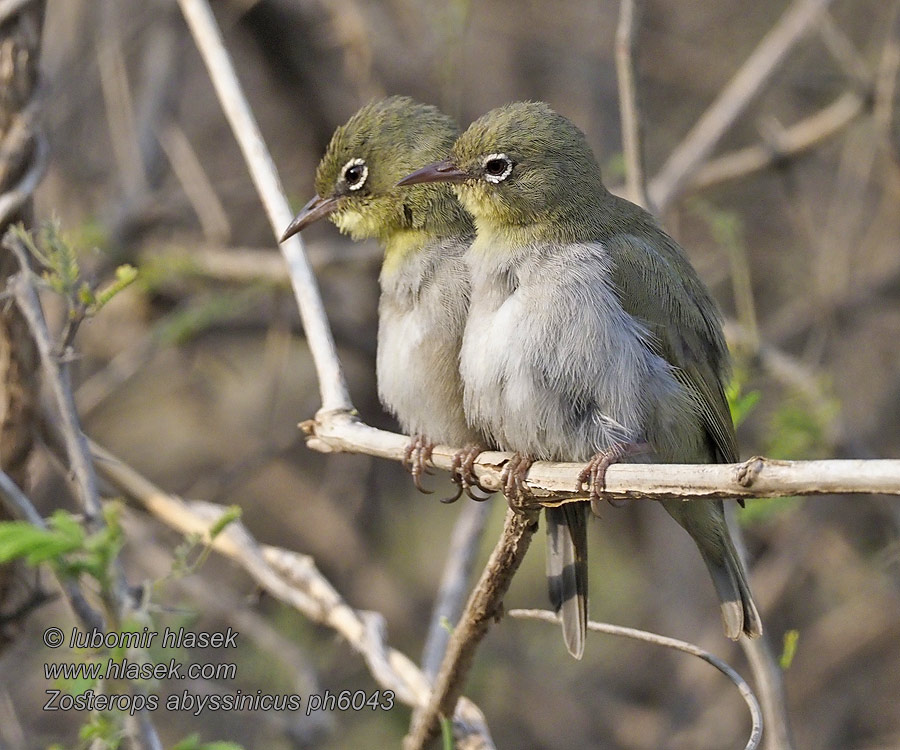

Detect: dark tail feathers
545,503,589,658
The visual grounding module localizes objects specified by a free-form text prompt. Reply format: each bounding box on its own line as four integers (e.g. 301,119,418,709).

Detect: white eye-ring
482,153,514,183
342,157,368,191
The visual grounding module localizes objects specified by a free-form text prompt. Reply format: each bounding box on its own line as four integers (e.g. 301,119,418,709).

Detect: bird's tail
545,503,589,659
662,498,762,640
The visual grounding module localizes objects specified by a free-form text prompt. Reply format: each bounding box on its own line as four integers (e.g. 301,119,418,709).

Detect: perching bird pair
281,96,762,660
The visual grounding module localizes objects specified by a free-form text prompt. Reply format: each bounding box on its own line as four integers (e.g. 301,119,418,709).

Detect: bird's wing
606,230,739,464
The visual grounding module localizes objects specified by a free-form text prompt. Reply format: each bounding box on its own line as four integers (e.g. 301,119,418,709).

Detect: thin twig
304,412,900,502
175,0,350,412
404,507,539,750
688,91,865,191
509,609,763,750
97,5,148,197
421,501,493,682
5,238,162,750
157,121,231,242
87,438,496,749
0,134,48,226
816,10,871,89
5,234,103,526
0,470,106,642
615,0,649,209
649,0,836,211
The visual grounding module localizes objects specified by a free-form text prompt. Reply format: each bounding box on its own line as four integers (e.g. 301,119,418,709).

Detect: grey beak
396,159,470,187
280,194,340,242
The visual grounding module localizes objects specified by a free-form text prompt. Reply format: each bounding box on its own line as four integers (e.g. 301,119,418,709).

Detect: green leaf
780,629,800,670
208,506,242,540
440,716,455,750
93,264,138,310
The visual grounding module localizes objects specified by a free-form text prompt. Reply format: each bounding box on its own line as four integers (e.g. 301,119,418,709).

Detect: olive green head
398,101,611,244
281,96,470,244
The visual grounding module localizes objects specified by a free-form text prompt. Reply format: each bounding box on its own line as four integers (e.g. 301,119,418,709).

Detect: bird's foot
442,444,491,504
577,441,651,515
403,434,434,494
501,453,534,514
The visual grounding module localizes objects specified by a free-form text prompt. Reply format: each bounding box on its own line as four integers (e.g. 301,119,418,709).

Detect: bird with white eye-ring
341,157,368,191
482,153,514,183
280,96,488,502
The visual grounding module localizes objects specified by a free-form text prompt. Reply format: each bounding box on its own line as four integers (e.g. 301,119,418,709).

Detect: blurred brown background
1,0,899,747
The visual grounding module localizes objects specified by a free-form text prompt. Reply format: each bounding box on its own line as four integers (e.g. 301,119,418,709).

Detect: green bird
280,96,484,494
399,101,762,645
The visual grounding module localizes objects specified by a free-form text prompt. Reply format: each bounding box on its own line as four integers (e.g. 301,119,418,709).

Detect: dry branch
615,0,649,208
88,439,496,749
176,0,350,413
404,507,539,750
510,609,763,750
649,0,835,210
305,411,900,503
688,91,865,191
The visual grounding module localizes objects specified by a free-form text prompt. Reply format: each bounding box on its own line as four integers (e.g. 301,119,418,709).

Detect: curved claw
403,435,435,494
578,441,651,515
500,453,534,515
442,444,491,503
440,484,464,504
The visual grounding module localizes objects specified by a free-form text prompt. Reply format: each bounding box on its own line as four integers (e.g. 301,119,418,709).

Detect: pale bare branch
404,507,538,750
305,411,900,503
649,0,836,211
176,0,351,412
615,0,649,209
510,609,763,750
88,439,497,749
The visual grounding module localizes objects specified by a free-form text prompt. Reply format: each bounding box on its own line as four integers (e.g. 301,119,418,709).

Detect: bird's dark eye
341,158,368,191
482,153,514,183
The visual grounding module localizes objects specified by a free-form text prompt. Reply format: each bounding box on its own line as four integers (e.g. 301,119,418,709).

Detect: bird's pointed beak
280,194,340,242
396,159,469,187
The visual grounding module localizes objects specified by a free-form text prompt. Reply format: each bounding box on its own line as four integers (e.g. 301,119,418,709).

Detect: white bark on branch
305,412,900,502
88,439,496,750
176,0,350,413
510,609,763,750
648,0,835,211
615,0,649,209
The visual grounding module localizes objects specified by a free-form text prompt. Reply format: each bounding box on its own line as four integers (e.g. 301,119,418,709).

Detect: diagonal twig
510,609,763,750
87,438,496,749
648,0,836,211
421,501,493,683
404,507,539,750
175,0,350,413
687,90,865,192
615,0,649,209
